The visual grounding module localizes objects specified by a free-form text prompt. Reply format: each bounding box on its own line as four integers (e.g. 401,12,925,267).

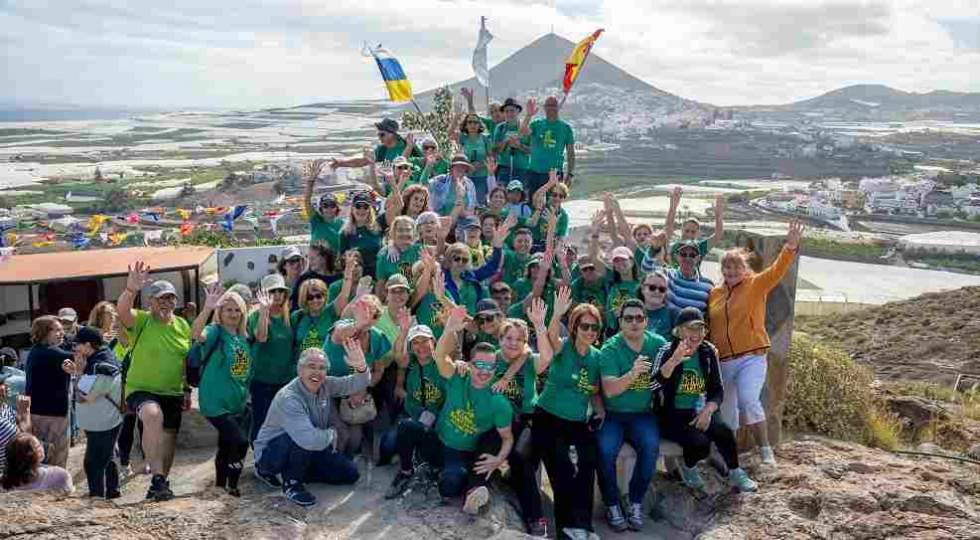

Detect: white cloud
0,0,977,109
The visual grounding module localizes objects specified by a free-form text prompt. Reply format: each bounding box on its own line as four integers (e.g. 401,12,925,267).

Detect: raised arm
191,283,225,343
527,297,553,374
332,252,358,317
254,289,272,343
664,186,681,241
392,308,412,369
118,261,152,329
461,87,477,114
325,339,371,396
470,214,515,281
518,98,537,136
707,194,725,248
753,220,803,293
330,297,374,345
329,155,370,169
532,169,560,203
544,286,572,368
433,306,467,378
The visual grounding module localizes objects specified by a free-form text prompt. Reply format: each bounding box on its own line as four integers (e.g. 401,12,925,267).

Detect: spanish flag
367,44,414,103
563,29,604,95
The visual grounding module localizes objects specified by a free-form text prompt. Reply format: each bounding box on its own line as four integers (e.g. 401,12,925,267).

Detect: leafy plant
401,86,456,156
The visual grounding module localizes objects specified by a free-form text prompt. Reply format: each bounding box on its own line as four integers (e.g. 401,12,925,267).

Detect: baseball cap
261,273,289,293
457,215,481,231
392,156,411,169
74,326,104,348
475,298,501,315
0,347,18,364
407,324,435,343
610,246,633,261
386,273,411,291
318,193,338,207
672,239,701,256
351,191,373,206
577,255,596,270
374,118,399,134
526,253,544,269
506,180,524,192
148,280,177,298
57,307,77,322
672,307,706,337
280,245,303,261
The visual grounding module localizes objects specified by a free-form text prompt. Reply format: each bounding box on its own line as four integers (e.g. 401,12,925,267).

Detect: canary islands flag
365,44,413,103
563,29,604,95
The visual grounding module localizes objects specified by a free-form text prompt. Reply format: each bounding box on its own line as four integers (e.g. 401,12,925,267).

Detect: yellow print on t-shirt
412,379,443,406
678,368,705,395
575,367,596,395
230,344,250,379
542,129,557,149
502,376,523,405
302,326,321,352
448,402,478,436
628,370,652,392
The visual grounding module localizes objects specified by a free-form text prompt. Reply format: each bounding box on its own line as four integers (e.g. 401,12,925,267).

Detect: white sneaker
463,486,489,514
760,446,777,466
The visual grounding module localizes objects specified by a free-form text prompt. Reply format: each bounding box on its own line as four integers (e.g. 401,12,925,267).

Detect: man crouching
252,343,370,506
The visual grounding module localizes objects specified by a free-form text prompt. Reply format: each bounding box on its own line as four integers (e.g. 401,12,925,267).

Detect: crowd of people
0,90,803,540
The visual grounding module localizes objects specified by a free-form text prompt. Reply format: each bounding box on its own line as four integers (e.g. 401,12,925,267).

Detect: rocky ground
796,286,980,385
2,435,978,539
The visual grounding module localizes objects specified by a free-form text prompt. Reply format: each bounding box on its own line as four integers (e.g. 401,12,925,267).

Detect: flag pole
410,99,423,114
482,16,490,112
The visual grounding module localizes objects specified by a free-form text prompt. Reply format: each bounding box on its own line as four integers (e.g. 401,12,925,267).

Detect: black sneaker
254,467,282,489
106,490,122,500
146,474,174,501
385,470,413,499
283,481,316,507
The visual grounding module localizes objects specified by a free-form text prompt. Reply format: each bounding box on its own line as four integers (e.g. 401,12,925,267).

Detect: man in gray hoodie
253,343,370,506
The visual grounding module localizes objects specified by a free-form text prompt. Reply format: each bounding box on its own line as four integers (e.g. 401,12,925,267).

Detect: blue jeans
256,433,359,486
249,381,285,443
439,430,502,498
596,411,660,505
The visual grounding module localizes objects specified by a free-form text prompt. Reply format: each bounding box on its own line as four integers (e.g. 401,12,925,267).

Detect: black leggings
532,408,596,534
509,415,543,525
660,408,740,469
207,413,250,490
117,412,142,466
84,424,121,497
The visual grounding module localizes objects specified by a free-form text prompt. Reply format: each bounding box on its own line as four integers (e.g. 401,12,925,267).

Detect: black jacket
82,346,120,378
650,339,724,412
24,344,73,417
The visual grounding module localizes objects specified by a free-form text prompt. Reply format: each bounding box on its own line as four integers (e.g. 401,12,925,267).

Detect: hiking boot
146,474,174,501
283,481,316,507
760,446,777,466
528,518,549,537
627,502,644,531
680,465,705,491
462,485,489,515
605,503,628,532
254,467,282,489
385,470,413,499
728,468,758,492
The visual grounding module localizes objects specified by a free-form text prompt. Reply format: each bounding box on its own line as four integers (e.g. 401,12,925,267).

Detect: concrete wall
217,245,305,290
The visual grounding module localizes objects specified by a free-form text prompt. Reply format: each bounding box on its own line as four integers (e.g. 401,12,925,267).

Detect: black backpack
184,332,224,388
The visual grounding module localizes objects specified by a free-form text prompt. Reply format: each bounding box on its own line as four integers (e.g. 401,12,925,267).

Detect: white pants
719,353,768,431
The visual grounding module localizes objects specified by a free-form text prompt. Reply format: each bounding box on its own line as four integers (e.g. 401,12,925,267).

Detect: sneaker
462,485,489,515
680,465,705,491
106,490,122,500
283,481,316,507
760,446,777,466
146,474,174,501
254,467,282,489
605,504,628,532
120,464,134,478
563,528,589,540
728,468,758,492
385,470,413,499
528,518,549,537
627,502,644,531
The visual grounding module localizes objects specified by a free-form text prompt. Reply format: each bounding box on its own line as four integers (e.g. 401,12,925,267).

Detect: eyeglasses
354,202,371,210
476,314,499,324
453,256,470,264
396,165,411,170
307,293,325,300
621,314,646,324
678,251,699,259
645,285,667,293
491,288,509,295
156,295,177,304
285,258,303,265
577,322,601,333
581,266,596,272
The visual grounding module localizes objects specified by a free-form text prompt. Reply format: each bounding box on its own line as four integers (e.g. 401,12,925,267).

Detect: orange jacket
707,246,797,360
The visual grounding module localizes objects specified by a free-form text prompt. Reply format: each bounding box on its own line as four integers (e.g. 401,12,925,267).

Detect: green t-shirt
291,309,335,361
599,332,667,413
377,243,422,283
646,307,675,340
460,134,491,177
512,278,533,302
674,354,706,410
247,310,295,385
436,372,513,451
532,207,569,243
198,324,252,417
494,352,539,415
572,275,608,313
502,249,531,285
480,116,496,134
125,310,191,398
326,280,353,305
404,357,447,420
535,341,601,422
323,321,391,377
450,278,480,315
606,280,640,331
410,157,449,184
374,139,422,165
339,227,383,273
493,121,530,171
310,213,342,253
414,292,446,339
528,118,574,174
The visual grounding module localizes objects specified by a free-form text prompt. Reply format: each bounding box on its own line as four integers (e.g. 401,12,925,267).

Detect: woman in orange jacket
706,220,803,466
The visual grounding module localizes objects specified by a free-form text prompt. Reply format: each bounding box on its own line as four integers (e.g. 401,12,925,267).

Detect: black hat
351,191,374,205
501,98,523,112
374,118,399,134
672,307,706,336
75,326,105,348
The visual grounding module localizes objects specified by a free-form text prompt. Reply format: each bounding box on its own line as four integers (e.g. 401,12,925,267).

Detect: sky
1,0,978,110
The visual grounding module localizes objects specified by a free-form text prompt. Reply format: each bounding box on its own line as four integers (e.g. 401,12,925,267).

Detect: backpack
184,330,225,388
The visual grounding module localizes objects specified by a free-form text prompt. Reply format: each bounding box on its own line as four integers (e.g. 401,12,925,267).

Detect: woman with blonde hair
292,276,350,357
340,191,383,276
190,286,253,496
706,220,803,466
376,215,423,296
247,274,294,447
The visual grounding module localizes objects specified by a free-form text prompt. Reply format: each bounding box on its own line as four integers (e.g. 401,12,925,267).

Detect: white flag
471,17,493,88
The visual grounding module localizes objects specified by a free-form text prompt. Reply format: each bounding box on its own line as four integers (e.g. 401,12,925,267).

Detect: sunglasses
679,251,699,259
285,258,303,264
453,256,470,264
621,314,646,324
491,288,509,295
577,322,601,333
307,293,325,300
646,285,667,293
396,165,411,170
377,133,387,139
354,202,371,210
476,313,499,324
581,265,597,272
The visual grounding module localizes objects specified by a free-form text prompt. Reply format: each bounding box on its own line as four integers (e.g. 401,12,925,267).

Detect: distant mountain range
776,84,980,118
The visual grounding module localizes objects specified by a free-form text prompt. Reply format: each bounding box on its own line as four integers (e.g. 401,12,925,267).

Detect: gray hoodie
253,370,370,463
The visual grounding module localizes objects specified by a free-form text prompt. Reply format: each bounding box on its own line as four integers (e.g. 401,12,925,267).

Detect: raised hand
432,268,447,299
493,213,518,247
396,307,412,334
460,87,474,100
528,297,547,328
671,186,682,204
303,160,327,183
553,285,572,318
203,282,226,311
548,168,558,185
256,289,272,312
342,338,368,371
404,133,415,149
445,305,468,333
630,354,652,377
352,298,372,327
485,155,497,176
525,98,537,117
126,260,152,292
786,219,804,251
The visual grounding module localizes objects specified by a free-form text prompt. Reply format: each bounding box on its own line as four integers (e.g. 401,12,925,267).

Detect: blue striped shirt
666,268,714,313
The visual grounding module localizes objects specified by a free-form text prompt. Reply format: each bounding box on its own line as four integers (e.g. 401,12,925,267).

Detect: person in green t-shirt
409,138,449,185
302,160,343,253
329,118,422,171
640,271,679,339
339,191,384,277
116,263,192,502
519,96,576,195
385,324,448,499
501,228,535,286
605,246,641,335
429,307,514,515
571,256,608,314
190,286,253,497
292,275,352,363
460,86,504,136
595,299,667,530
493,98,531,186
666,188,726,268
652,307,757,493
529,180,570,248
451,112,494,206
376,216,423,295
248,274,295,443
532,288,604,537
